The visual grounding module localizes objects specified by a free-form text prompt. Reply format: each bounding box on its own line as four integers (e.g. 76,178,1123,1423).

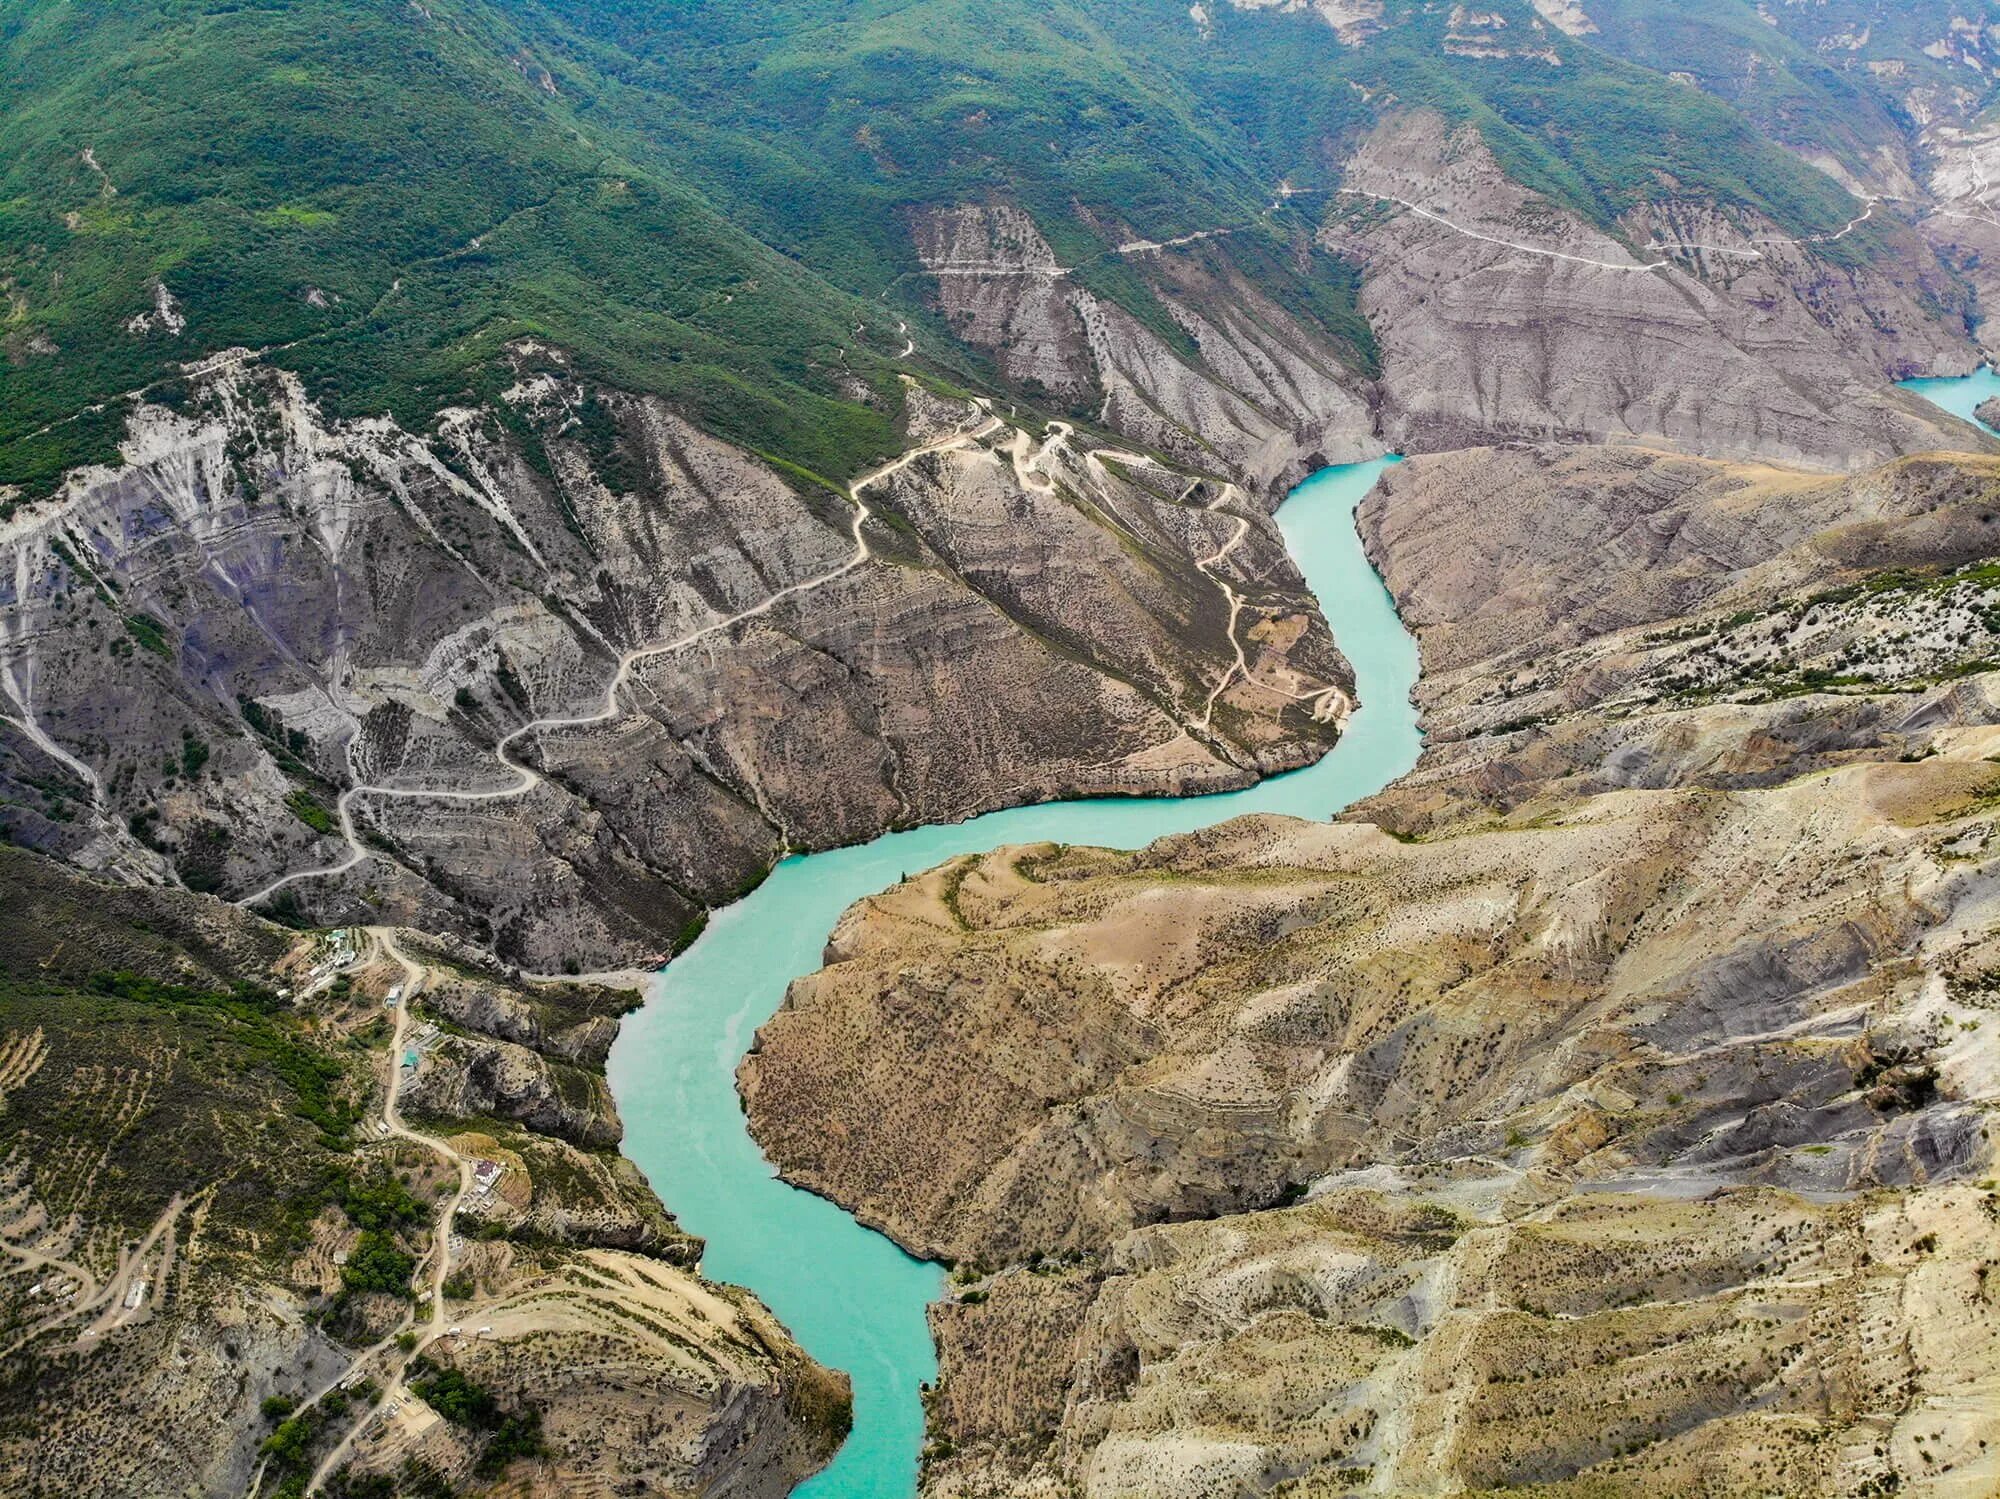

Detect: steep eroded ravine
608,456,1422,1497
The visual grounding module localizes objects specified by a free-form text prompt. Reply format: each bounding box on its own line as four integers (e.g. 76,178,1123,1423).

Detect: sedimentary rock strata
745,443,2000,1496
1353,442,2000,826
0,853,843,1497
0,348,1347,971
1322,112,1985,469
911,203,1379,491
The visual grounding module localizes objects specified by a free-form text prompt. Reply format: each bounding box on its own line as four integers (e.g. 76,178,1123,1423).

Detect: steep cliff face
1321,112,1985,469
1914,116,2000,359
409,1249,851,1498
750,772,2000,1496
1353,443,2000,828
743,443,2000,1497
746,776,1995,1260
910,204,1380,494
0,347,1348,970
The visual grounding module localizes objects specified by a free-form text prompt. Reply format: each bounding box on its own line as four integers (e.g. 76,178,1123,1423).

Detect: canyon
744,428,2000,1496
0,351,1350,973
8,1,2000,1496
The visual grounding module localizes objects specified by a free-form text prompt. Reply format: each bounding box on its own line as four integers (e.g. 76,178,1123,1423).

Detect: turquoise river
608,368,1998,1499
607,453,1421,1497
1900,363,2000,433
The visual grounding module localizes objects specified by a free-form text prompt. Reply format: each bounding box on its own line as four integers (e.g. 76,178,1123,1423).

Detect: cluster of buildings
295,927,364,999
400,1021,442,1076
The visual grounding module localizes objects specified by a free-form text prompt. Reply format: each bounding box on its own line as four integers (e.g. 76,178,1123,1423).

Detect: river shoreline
608,453,1422,1498
607,368,2000,1498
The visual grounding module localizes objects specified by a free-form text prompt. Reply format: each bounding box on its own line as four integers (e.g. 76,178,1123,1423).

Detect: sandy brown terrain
745,441,2000,1497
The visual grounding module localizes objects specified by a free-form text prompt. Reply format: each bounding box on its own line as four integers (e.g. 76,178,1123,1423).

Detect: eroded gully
607,454,1420,1498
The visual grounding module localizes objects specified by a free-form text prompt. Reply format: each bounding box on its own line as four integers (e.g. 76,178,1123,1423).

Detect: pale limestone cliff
1321,112,1985,469
910,204,1379,493
744,443,2000,1497
1353,443,2000,827
0,347,1349,971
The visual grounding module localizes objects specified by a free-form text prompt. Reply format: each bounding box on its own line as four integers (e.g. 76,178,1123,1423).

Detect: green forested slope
505,0,1877,283
0,0,1945,496
1577,0,2000,189
0,0,904,493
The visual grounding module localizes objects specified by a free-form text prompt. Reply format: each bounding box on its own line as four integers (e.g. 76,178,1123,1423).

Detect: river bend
608,454,1421,1496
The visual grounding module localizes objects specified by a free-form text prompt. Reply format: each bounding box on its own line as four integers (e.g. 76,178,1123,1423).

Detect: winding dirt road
296,929,473,1496
237,417,1007,911
1337,182,1881,271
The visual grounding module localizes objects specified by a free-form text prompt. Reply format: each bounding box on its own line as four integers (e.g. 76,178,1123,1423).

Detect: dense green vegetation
1725,0,2000,129
259,1403,329,1497
122,613,171,659
86,969,359,1142
505,0,1287,290
0,0,903,493
338,1229,416,1295
1578,0,1913,188
0,0,1931,494
1348,14,1867,253
408,1358,548,1477
516,0,1873,270
286,789,337,835
340,1167,427,1232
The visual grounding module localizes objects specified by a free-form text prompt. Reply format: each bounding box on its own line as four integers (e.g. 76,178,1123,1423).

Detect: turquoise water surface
606,455,1421,1497
611,367,2000,1498
1901,364,2000,434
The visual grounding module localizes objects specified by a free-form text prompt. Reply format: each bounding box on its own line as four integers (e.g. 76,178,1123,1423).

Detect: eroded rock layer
745,442,2000,1497
911,203,1380,492
0,347,1348,971
1321,111,1986,470
0,854,844,1498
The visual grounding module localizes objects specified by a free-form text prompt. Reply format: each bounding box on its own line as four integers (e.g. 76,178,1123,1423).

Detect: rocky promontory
743,441,2000,1497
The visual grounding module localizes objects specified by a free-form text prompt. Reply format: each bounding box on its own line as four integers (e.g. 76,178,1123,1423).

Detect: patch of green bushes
286,790,337,836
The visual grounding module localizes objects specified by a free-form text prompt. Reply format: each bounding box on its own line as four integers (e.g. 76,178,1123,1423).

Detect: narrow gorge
612,453,1419,1497
10,2,2000,1495
733,377,2000,1498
